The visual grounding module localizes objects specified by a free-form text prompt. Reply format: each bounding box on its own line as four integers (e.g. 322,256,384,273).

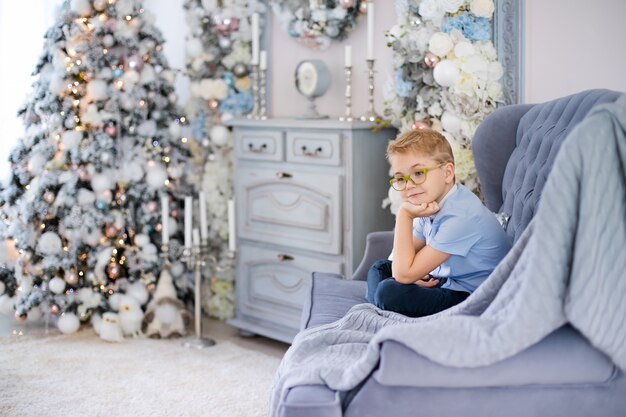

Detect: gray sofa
280,89,626,417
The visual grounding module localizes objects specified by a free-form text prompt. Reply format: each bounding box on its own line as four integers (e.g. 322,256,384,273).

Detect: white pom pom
169,121,182,137
433,60,460,87
170,261,185,278
146,164,168,189
126,281,149,306
186,38,203,58
0,294,15,315
137,120,157,137
91,172,113,193
134,234,150,247
27,307,42,322
77,189,95,206
38,232,63,255
210,125,230,146
140,64,156,84
91,314,102,335
441,111,463,135
122,70,140,87
49,76,67,95
28,153,47,175
86,79,109,101
62,130,83,149
70,0,92,17
109,293,122,311
58,313,80,334
49,277,67,294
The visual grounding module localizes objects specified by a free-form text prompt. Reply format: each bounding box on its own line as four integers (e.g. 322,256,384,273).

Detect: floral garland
383,0,503,211
270,0,366,50
183,0,265,320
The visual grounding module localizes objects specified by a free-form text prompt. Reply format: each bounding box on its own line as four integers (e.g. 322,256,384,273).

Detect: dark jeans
367,259,469,318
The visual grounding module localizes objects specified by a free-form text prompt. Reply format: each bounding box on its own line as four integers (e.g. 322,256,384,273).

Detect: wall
524,0,626,103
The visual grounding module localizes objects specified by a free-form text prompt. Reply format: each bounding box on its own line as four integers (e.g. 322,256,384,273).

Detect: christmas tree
0,0,193,333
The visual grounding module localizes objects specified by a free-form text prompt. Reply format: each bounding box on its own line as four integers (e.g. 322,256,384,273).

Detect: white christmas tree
0,0,193,333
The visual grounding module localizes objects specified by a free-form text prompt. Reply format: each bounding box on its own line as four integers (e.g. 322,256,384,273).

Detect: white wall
524,0,626,103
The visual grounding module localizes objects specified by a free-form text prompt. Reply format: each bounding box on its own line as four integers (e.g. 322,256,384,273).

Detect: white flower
470,0,495,18
186,38,203,58
38,232,62,255
428,32,454,57
454,41,475,58
487,61,504,81
198,78,229,101
486,81,503,101
419,0,445,23
441,0,464,13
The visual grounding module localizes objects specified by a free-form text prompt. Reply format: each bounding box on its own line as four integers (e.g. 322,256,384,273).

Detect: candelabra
339,65,354,122
247,64,260,120
181,241,216,349
259,66,268,120
360,59,382,123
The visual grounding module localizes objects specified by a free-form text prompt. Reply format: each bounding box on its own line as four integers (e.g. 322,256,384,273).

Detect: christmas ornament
107,262,121,279
43,191,56,204
96,312,125,342
58,312,81,334
424,52,440,69
49,276,67,294
411,120,431,130
433,60,460,87
65,269,80,286
232,63,249,77
340,0,354,8
142,268,189,338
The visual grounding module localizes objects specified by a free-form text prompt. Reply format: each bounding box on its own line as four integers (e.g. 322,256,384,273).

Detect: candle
161,195,169,244
198,191,208,241
228,199,236,252
344,44,352,67
259,50,267,70
251,13,260,65
192,228,201,247
184,196,192,248
367,2,375,60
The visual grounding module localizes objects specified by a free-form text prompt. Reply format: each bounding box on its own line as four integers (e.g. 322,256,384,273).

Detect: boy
367,129,511,317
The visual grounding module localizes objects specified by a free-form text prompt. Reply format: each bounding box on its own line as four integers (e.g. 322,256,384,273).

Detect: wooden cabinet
226,118,396,343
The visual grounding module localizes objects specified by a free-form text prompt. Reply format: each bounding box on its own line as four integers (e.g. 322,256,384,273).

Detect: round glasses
389,164,444,191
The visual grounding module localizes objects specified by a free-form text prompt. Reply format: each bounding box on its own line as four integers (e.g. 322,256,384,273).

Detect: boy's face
389,150,455,205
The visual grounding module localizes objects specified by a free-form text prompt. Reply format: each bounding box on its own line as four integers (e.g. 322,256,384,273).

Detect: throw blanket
270,95,626,416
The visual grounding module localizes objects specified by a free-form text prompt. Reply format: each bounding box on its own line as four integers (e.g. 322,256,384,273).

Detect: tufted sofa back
473,89,621,243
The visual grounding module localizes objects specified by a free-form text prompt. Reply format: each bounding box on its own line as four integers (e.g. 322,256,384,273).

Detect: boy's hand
399,201,440,219
414,275,439,288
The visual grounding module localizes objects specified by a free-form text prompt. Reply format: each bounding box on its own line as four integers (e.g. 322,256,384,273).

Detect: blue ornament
112,68,124,79
95,200,108,210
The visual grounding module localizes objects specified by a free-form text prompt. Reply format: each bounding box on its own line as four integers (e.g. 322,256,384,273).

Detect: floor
0,312,290,359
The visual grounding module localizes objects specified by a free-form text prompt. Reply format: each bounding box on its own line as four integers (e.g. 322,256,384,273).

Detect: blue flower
395,69,413,98
219,91,254,116
442,12,491,42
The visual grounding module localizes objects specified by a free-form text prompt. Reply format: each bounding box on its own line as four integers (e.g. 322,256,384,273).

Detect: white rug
0,330,281,417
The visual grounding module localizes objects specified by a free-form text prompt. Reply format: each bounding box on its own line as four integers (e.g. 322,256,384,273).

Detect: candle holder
181,242,216,349
259,66,268,120
360,59,382,123
247,64,260,120
339,65,354,122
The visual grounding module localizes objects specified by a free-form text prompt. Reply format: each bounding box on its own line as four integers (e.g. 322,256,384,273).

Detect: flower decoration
270,0,366,50
184,0,265,320
383,0,503,206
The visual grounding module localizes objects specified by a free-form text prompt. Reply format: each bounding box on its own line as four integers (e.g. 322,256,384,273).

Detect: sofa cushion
279,385,342,417
374,325,616,388
301,272,367,330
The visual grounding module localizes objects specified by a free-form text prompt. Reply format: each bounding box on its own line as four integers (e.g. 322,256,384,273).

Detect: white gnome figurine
98,312,125,343
117,294,144,337
142,268,190,338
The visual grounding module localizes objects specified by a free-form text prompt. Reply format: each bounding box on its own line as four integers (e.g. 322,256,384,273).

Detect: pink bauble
126,54,144,71
78,166,90,181
105,125,117,137
229,17,240,31
65,270,79,286
93,0,107,11
424,52,440,69
411,121,431,130
147,201,158,212
359,1,368,13
339,0,354,8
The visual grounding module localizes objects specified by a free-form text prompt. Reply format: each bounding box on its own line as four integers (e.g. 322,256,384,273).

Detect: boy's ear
444,162,455,183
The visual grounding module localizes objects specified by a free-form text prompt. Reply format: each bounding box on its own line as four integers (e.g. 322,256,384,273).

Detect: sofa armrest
352,231,394,281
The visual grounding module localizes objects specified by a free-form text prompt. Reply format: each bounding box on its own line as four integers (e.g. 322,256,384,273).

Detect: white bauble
433,60,460,87
91,172,113,193
0,281,4,296
83,228,102,247
146,164,168,189
186,38,203,58
27,307,42,322
49,277,67,294
58,312,80,334
137,120,157,137
126,281,149,306
169,121,182,137
122,70,140,87
86,79,109,101
62,130,83,149
167,217,179,236
167,165,183,180
140,64,156,84
28,152,47,175
441,111,463,135
77,188,95,206
102,34,115,48
0,294,15,315
116,0,134,16
454,41,475,58
161,69,176,84
70,0,92,17
108,293,122,311
170,261,185,278
210,125,230,146
38,232,63,255
134,233,150,247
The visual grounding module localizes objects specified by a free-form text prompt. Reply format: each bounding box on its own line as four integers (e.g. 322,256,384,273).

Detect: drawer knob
277,254,294,262
248,142,268,153
301,145,323,156
276,171,292,179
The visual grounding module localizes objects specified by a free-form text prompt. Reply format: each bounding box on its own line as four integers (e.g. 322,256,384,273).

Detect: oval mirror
270,0,367,50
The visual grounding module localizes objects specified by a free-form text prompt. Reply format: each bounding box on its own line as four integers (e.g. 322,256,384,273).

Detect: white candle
192,228,201,247
198,191,208,241
251,13,260,65
367,2,375,60
161,195,169,244
184,196,192,248
228,199,236,252
344,44,352,67
259,50,267,70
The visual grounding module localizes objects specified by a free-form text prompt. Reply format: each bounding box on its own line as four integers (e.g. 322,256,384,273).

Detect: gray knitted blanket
270,95,626,416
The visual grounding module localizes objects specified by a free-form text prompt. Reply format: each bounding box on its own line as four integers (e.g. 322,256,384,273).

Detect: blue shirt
413,184,512,293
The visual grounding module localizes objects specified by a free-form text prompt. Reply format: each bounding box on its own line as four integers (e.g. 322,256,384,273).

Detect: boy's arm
392,203,450,284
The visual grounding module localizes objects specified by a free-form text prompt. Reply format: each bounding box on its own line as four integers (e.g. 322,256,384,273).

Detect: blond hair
387,129,455,165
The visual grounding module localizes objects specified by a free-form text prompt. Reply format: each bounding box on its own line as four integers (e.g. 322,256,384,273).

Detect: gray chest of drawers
225,118,396,343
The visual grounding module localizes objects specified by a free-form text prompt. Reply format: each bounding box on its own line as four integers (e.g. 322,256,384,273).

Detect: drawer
286,131,341,166
234,129,283,161
236,166,342,255
236,243,344,330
